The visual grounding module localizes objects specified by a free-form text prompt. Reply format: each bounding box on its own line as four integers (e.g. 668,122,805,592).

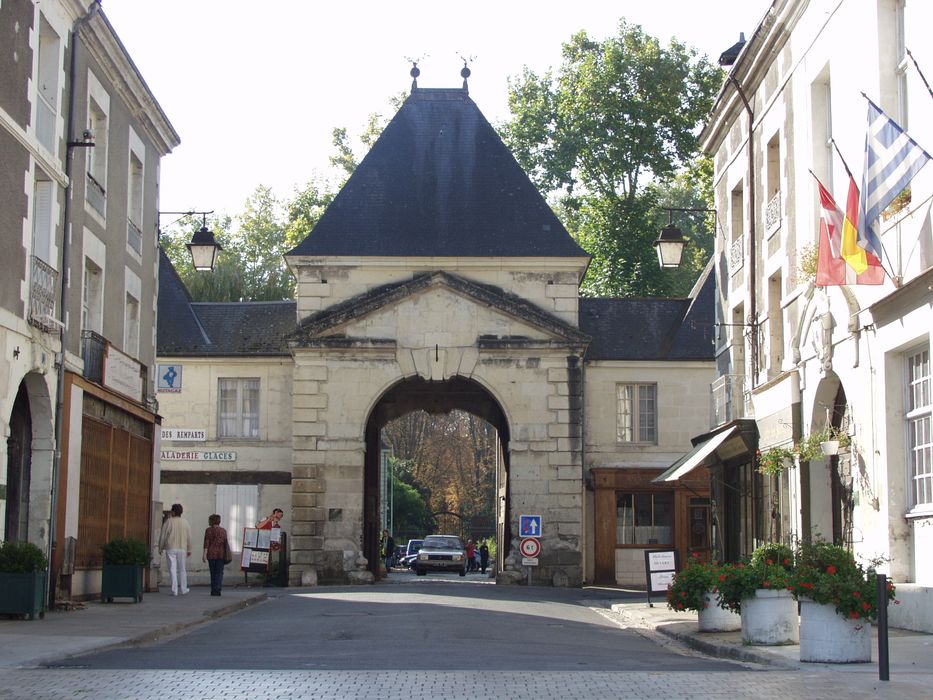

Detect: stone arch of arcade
363,375,510,579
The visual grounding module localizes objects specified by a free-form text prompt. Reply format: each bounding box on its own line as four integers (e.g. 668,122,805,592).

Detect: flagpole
829,138,854,179
906,49,933,102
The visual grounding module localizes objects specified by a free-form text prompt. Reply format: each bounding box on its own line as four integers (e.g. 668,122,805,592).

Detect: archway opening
363,376,510,579
5,383,33,541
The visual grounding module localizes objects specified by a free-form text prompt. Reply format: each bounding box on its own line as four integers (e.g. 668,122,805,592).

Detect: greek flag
859,97,932,260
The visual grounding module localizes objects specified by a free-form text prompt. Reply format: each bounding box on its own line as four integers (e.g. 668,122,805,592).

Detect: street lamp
654,207,717,269
158,210,222,271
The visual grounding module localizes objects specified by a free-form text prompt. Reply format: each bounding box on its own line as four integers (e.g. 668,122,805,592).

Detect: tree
502,20,721,297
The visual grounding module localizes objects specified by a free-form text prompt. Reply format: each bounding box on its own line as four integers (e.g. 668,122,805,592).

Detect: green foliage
502,21,721,298
796,426,852,463
750,543,794,570
390,472,436,538
667,557,720,613
0,540,48,573
101,537,149,566
757,446,796,476
716,561,793,614
792,541,894,621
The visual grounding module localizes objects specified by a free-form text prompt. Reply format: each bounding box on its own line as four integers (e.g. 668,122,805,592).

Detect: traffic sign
519,514,542,537
520,537,541,558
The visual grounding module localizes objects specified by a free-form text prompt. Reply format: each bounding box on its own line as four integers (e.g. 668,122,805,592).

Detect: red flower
680,591,686,597
849,611,860,619
762,581,771,588
782,558,790,566
862,602,871,611
826,565,837,575
718,574,726,582
677,602,684,610
766,559,774,565
801,582,814,590
852,591,860,599
703,603,709,609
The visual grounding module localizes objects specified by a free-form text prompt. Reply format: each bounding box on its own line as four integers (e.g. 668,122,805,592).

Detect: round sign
520,537,541,558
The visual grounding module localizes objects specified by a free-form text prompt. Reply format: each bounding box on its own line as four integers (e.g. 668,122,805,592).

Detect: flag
840,175,885,283
814,176,884,286
859,98,932,261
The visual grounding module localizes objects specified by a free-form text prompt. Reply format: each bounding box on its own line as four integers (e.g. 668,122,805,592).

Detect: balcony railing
28,256,58,332
710,374,752,428
81,330,107,384
765,191,781,235
729,235,744,273
85,172,106,217
127,218,142,254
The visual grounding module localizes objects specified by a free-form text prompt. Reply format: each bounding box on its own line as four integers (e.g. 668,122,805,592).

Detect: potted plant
756,445,797,476
717,543,798,645
100,537,149,603
0,540,47,620
792,541,896,663
667,556,740,632
797,426,851,462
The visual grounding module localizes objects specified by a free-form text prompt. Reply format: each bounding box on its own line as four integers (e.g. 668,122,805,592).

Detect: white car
412,535,466,576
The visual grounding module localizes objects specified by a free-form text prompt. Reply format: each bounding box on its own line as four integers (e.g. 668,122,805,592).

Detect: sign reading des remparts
160,428,207,441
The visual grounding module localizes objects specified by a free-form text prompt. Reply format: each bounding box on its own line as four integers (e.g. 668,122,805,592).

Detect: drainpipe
48,0,102,609
728,75,759,388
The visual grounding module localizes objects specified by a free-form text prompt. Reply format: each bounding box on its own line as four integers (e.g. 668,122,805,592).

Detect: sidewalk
0,586,268,669
610,599,933,677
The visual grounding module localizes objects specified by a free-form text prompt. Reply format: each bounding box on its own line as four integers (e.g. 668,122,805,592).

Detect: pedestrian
480,540,490,574
465,539,476,573
203,514,229,596
383,529,395,575
159,503,191,596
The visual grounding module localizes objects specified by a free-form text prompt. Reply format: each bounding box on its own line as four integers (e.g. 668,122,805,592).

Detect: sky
101,0,770,221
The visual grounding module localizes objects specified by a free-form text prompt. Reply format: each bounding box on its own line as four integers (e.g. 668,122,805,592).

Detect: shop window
616,492,672,545
907,347,932,509
617,383,657,443
218,378,260,439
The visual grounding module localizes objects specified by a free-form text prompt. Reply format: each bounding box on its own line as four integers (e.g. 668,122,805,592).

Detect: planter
101,564,144,603
820,440,840,456
740,588,799,645
799,599,871,663
0,571,46,620
698,591,741,632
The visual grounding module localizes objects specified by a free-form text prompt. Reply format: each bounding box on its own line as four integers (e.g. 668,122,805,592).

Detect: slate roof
579,264,715,361
286,87,589,259
157,249,295,356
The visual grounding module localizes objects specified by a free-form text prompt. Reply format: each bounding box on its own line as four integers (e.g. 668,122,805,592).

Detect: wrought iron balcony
127,218,142,254
28,256,59,333
710,374,752,428
729,235,744,273
765,191,781,235
81,330,106,383
85,172,106,217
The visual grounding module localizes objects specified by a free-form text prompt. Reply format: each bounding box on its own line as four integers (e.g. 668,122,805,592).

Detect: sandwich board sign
644,549,679,607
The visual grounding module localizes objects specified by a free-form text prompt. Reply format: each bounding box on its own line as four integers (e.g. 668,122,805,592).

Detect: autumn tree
502,20,721,297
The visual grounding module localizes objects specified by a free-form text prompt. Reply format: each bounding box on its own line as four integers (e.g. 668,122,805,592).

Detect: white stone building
694,0,933,630
157,83,716,588
0,1,178,601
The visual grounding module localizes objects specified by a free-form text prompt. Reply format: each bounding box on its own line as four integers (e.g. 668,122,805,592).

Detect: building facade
696,0,933,630
0,1,178,601
157,84,715,588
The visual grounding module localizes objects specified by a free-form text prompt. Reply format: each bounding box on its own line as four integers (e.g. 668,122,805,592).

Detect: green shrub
667,557,720,613
101,538,149,566
750,543,794,570
0,540,48,573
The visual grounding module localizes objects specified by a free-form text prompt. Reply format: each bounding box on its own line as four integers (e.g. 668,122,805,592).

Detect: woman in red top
203,514,229,596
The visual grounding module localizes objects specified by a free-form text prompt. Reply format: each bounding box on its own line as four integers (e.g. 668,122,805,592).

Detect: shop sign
160,450,236,461
103,345,143,402
161,428,207,441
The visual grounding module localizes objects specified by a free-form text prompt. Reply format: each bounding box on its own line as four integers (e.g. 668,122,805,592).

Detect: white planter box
799,599,871,663
698,591,741,632
741,588,799,645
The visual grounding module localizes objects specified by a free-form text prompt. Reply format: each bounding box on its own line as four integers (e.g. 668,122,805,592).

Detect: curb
125,593,268,646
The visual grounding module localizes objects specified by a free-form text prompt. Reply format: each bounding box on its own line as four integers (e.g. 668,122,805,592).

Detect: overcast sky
101,0,769,220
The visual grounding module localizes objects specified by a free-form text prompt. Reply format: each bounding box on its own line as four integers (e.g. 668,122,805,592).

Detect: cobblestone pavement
0,668,926,699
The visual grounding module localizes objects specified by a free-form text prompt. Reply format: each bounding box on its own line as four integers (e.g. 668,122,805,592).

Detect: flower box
698,591,740,632
741,588,799,645
101,564,144,603
0,571,46,620
799,598,871,663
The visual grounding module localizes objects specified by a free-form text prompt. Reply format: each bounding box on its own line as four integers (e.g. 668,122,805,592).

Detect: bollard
876,572,889,681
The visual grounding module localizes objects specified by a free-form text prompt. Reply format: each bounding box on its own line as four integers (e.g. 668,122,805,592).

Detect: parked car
399,539,423,569
412,535,466,577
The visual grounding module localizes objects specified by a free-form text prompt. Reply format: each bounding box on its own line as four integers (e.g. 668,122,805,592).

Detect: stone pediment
288,271,590,350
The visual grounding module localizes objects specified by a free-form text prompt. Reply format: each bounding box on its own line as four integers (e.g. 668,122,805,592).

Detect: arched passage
362,375,510,578
808,374,851,545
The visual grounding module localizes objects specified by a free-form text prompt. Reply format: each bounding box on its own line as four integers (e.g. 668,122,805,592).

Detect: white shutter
32,180,54,264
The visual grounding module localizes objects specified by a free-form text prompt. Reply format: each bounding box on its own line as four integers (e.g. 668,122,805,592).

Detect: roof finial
410,61,420,90
459,55,474,92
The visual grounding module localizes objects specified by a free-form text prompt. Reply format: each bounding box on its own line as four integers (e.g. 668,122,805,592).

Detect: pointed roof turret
287,85,588,259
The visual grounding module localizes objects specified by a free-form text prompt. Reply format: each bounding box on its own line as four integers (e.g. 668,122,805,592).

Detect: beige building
696,0,933,631
158,83,715,588
0,1,178,601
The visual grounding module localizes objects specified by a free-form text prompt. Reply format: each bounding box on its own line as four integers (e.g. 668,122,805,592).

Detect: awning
652,426,738,483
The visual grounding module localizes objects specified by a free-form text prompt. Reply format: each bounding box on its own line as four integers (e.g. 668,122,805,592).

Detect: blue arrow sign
520,514,542,537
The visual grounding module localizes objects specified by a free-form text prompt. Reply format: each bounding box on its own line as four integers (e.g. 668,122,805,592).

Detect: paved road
47,578,738,672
